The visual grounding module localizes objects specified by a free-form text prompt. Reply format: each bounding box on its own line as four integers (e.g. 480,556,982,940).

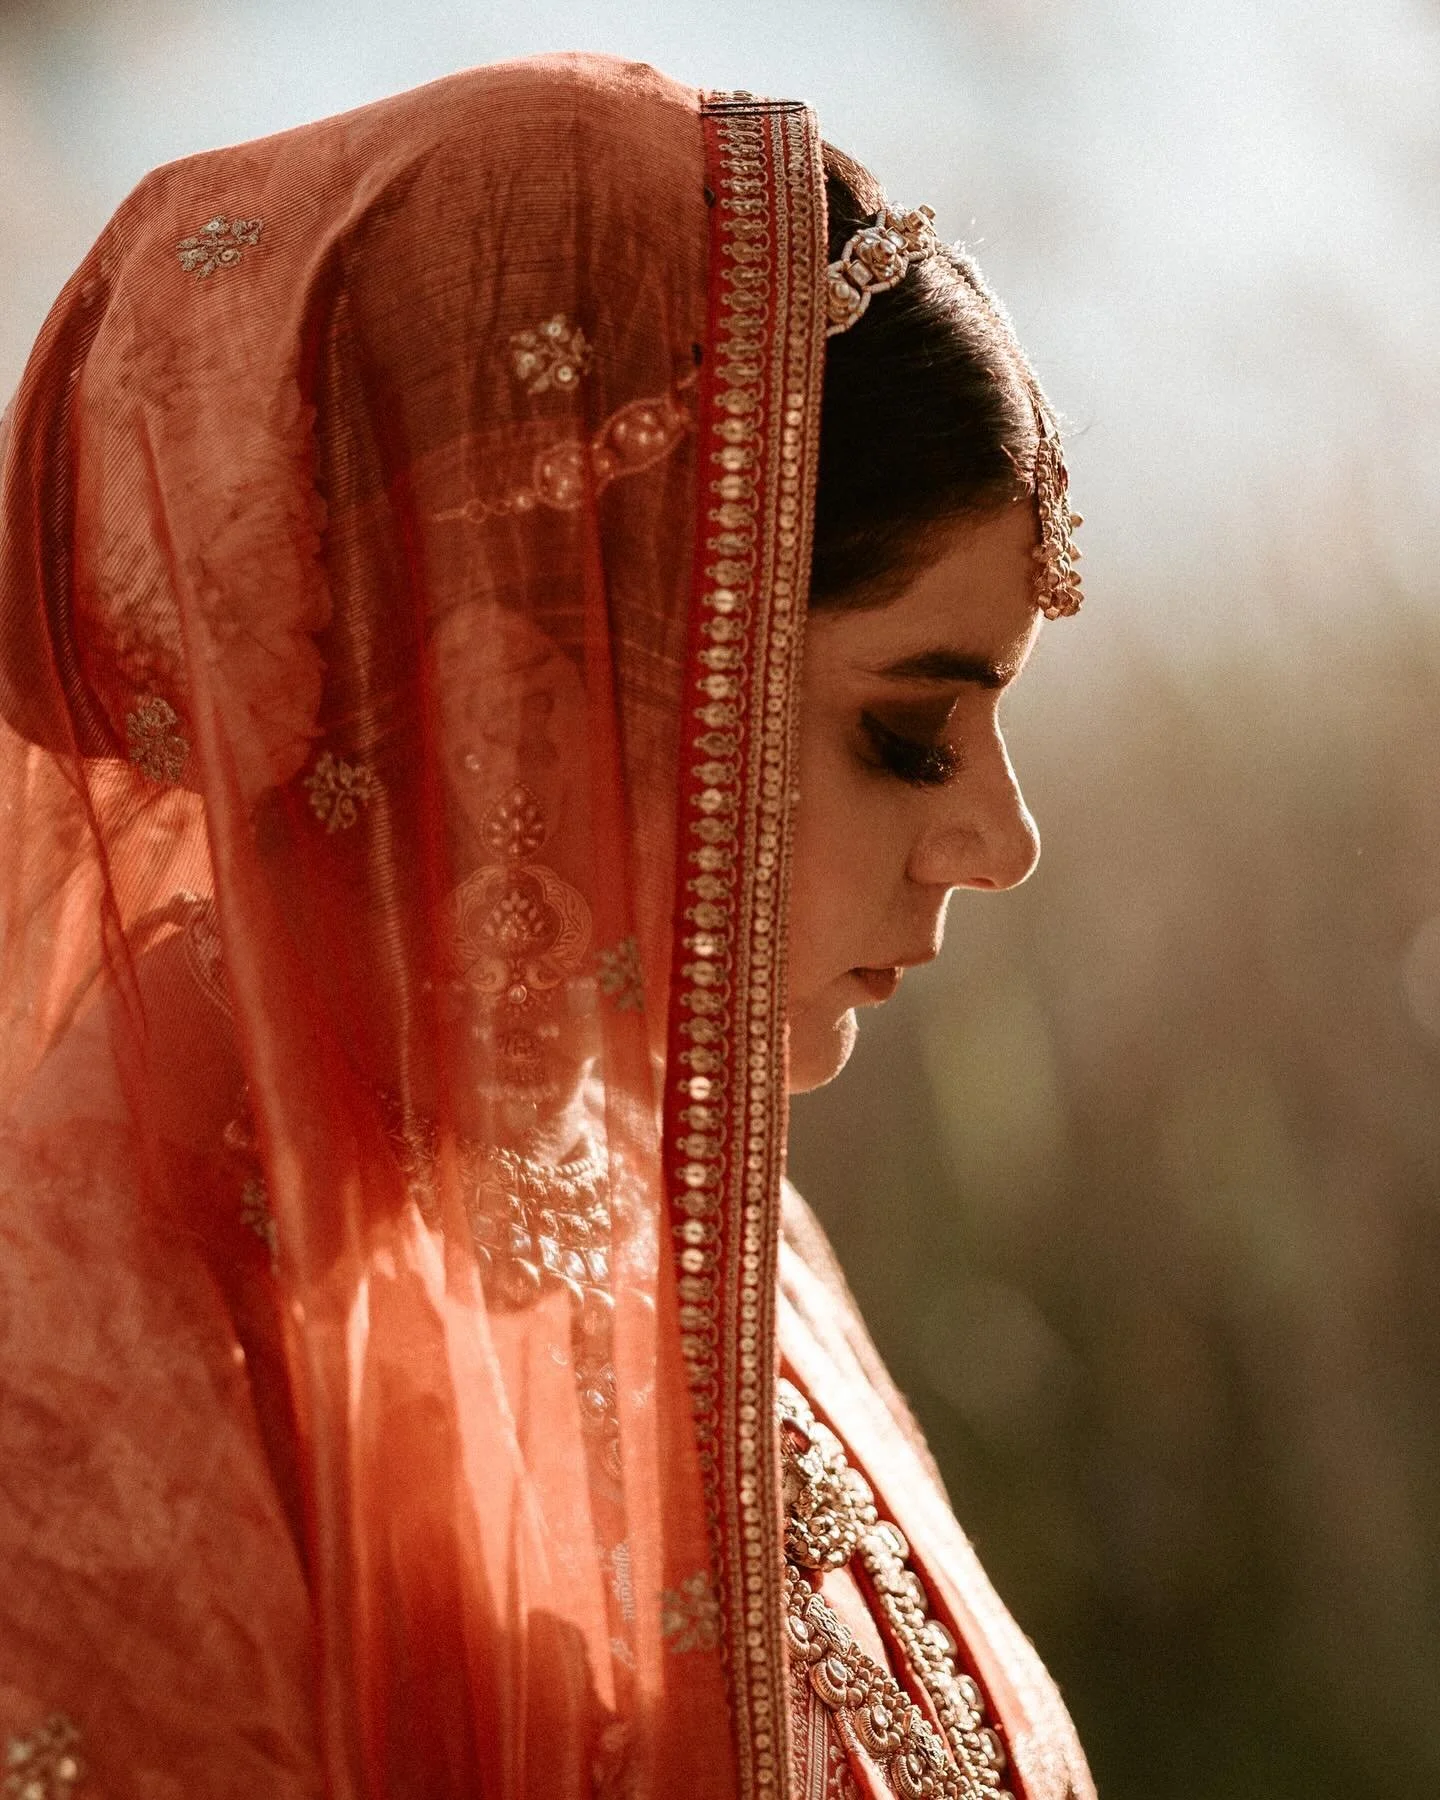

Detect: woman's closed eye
859,709,964,788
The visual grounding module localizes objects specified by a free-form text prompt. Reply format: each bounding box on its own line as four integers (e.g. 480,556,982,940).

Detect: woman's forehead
811,505,1043,682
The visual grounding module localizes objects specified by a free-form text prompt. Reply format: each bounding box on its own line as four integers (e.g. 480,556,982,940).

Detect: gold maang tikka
825,205,1084,621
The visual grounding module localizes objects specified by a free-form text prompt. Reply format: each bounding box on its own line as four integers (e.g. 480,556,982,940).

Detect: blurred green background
4,0,1438,1794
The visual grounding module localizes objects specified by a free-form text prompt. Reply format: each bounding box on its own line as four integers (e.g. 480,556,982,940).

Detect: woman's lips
848,965,902,1004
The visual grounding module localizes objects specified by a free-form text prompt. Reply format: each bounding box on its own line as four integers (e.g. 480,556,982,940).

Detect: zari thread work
780,1381,1013,1800
658,93,826,1800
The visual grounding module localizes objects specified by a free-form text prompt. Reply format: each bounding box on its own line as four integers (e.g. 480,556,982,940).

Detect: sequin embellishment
125,696,188,784
510,314,593,395
595,936,645,1013
303,751,382,833
240,1177,279,1266
3,1714,84,1799
176,215,263,280
660,1569,723,1653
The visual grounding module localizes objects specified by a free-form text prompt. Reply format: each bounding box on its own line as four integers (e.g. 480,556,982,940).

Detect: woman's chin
785,1007,858,1094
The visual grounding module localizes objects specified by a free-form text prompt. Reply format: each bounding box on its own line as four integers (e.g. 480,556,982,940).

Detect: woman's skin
786,498,1044,1093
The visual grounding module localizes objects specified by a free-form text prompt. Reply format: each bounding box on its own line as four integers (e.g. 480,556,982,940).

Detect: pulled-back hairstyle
811,146,1040,608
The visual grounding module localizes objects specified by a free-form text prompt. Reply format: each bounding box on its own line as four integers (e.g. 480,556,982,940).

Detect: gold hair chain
825,207,1084,620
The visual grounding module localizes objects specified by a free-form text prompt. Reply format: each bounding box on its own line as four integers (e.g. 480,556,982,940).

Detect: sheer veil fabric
0,56,826,1798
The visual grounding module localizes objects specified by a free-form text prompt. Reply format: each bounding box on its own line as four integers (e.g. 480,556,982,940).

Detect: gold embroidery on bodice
779,1380,1013,1800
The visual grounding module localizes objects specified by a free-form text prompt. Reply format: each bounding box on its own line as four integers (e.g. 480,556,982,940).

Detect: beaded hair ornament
825,204,1084,620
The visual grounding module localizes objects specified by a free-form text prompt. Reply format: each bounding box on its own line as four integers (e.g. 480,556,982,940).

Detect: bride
0,52,1091,1800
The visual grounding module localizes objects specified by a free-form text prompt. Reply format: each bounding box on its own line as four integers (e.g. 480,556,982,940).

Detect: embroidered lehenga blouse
0,53,1094,1800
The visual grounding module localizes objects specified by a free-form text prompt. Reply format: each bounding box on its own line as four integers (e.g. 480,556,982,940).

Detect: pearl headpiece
825,206,1084,620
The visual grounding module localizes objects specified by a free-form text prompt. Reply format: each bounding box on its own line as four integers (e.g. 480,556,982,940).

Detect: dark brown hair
810,146,1038,608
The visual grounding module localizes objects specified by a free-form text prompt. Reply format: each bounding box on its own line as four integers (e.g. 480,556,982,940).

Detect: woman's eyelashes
859,709,964,788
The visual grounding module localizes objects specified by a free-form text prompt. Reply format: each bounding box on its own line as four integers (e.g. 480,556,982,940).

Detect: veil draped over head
0,56,826,1798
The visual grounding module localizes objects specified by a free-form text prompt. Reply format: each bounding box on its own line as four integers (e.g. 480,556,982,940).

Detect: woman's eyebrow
869,648,1018,689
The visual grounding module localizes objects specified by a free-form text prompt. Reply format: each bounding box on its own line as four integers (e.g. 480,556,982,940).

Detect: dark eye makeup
859,709,963,788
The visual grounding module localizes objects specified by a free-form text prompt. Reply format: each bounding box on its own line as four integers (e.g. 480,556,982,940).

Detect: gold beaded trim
779,1381,1013,1800
661,92,826,1800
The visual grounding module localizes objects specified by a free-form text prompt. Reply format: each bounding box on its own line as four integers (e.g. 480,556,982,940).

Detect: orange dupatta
0,56,825,1800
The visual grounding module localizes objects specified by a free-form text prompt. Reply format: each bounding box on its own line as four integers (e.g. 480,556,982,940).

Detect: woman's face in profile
786,499,1044,1092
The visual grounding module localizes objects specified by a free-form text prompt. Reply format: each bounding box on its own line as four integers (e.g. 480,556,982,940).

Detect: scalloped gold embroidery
125,696,188,784
176,215,262,280
3,1713,84,1799
779,1381,1013,1800
510,314,592,395
303,751,382,833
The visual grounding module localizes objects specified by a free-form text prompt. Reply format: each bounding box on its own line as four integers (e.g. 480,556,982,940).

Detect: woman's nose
905,737,1041,893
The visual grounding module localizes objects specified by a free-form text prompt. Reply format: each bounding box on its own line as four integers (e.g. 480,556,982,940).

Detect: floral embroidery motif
240,1177,278,1267
176,215,263,280
595,936,644,1013
389,1122,608,1295
125,696,188,784
3,1714,84,1799
660,1569,722,1654
303,751,382,833
510,314,592,395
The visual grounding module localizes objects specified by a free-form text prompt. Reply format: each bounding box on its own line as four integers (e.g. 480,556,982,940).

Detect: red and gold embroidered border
662,92,826,1800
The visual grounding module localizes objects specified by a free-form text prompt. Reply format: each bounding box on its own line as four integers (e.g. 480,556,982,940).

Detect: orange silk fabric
0,55,773,1800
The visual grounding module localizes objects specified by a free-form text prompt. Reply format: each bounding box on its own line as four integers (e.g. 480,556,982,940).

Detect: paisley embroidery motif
509,314,593,395
2,1714,84,1799
125,696,188,784
303,751,382,833
659,1568,722,1653
608,1541,636,1623
172,891,231,1018
595,935,644,1013
176,215,263,279
431,387,693,527
445,784,591,1002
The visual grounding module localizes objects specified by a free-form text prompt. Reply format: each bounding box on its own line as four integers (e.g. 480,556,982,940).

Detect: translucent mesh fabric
0,56,820,1799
